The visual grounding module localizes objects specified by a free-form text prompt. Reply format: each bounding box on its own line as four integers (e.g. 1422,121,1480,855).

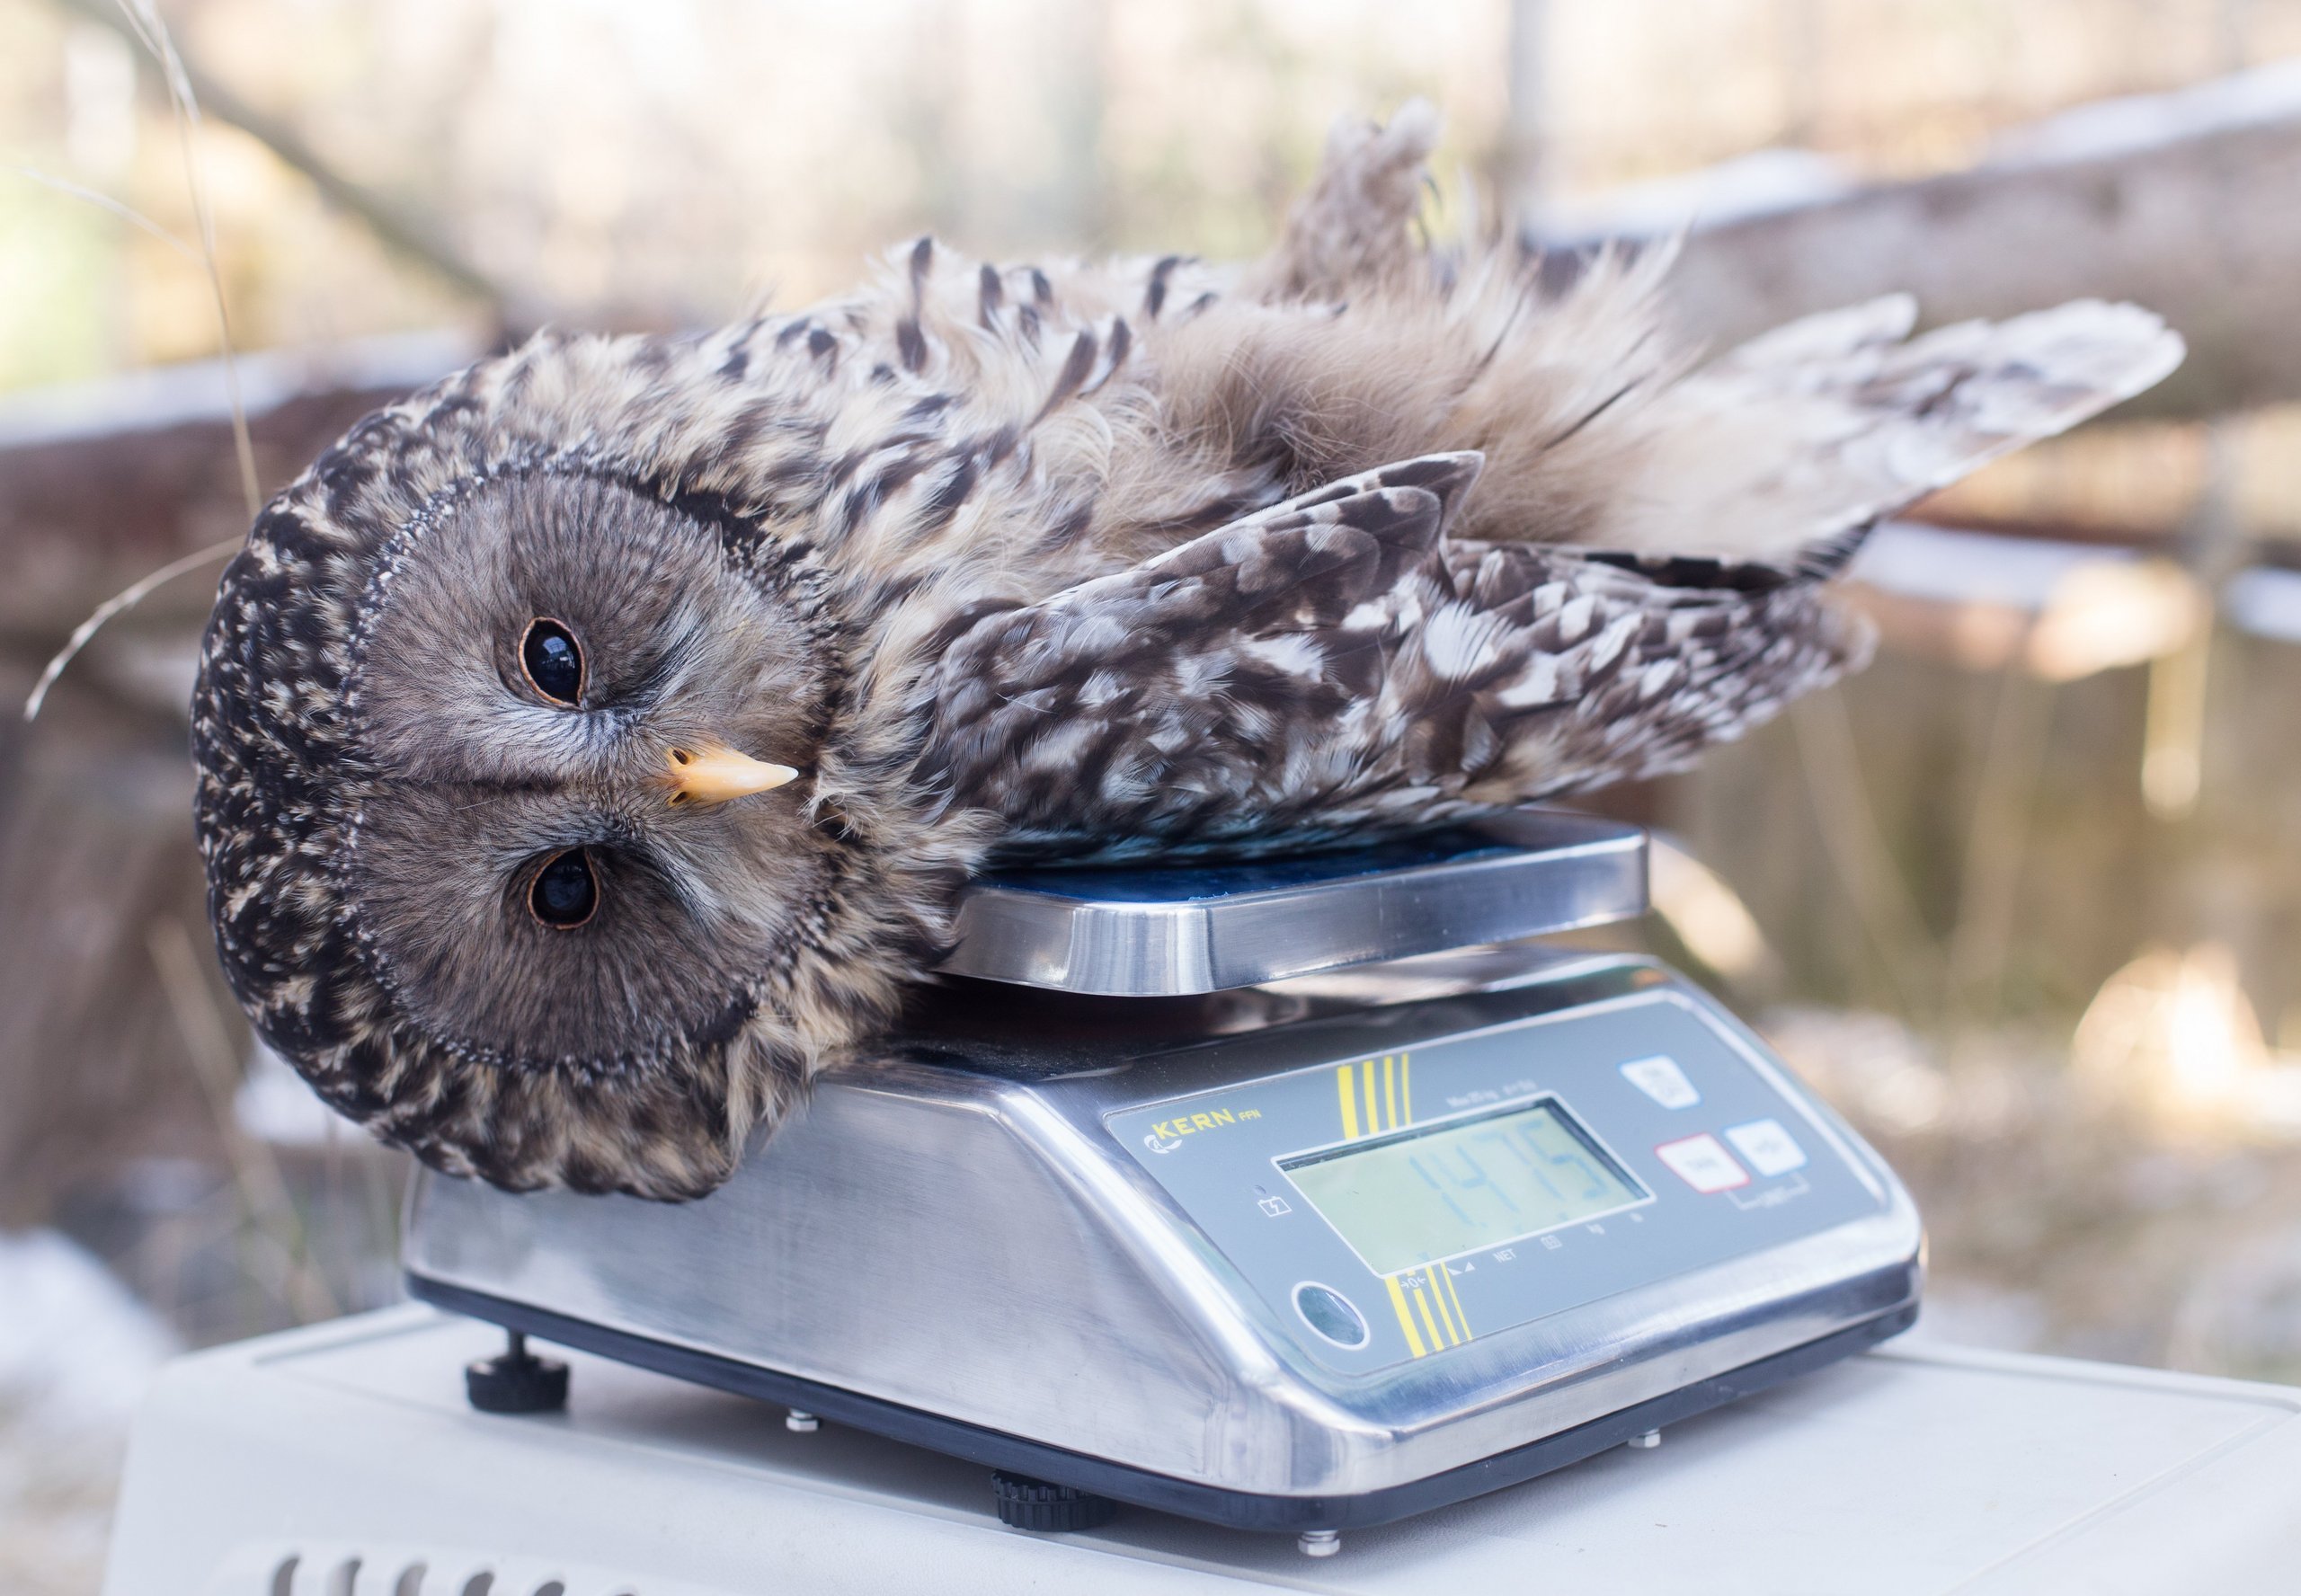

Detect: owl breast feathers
191,103,2182,1198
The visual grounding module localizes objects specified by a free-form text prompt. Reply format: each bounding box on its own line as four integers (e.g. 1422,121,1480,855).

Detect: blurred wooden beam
1565,64,2301,421
0,332,479,648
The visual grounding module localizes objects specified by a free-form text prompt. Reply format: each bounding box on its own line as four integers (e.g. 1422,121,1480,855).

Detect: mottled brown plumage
191,104,2181,1198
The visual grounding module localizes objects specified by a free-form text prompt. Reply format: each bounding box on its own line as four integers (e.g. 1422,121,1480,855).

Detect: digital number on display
1279,1097,1648,1275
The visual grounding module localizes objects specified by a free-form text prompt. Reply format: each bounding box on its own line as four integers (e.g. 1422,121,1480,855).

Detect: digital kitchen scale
402,811,1922,1556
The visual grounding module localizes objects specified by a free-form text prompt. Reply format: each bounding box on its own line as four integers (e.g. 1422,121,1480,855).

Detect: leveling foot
465,1329,569,1414
991,1471,1119,1532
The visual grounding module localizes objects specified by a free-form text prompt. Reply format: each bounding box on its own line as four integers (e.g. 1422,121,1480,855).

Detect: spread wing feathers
916,452,1868,863
1606,296,2186,563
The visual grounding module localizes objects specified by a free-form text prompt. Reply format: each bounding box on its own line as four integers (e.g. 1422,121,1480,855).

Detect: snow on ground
0,1230,179,1596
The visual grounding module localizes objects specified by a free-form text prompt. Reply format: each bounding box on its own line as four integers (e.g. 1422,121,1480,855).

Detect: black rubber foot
465,1332,569,1414
991,1470,1120,1532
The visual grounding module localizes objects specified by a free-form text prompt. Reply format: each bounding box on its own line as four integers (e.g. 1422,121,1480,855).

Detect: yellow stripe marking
1426,1274,1459,1345
1337,1063,1359,1140
1382,1055,1398,1130
1413,1281,1449,1348
1363,1061,1379,1136
1439,1260,1473,1340
1384,1274,1427,1357
1400,1052,1413,1124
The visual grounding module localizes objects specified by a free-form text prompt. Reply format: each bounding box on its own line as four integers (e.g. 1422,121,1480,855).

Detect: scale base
413,1273,1915,1537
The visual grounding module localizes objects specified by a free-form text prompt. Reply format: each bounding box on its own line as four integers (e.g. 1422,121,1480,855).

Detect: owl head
192,332,974,1198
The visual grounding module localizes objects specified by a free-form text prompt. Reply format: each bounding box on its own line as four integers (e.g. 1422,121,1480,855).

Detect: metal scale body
404,812,1923,1540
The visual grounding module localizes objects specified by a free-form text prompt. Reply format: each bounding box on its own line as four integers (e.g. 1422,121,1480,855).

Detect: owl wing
1607,295,2186,562
914,451,1864,863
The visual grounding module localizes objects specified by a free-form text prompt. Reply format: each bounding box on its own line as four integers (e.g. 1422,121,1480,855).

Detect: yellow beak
664,743,800,807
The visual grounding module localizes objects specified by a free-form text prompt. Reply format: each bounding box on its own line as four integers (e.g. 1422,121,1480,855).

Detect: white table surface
104,1304,2301,1596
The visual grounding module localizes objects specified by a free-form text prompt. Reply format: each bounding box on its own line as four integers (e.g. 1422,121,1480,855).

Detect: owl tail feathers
1249,100,1443,302
1606,296,2187,571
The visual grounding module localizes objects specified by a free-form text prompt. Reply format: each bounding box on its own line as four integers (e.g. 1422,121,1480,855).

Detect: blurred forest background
12,0,2301,1590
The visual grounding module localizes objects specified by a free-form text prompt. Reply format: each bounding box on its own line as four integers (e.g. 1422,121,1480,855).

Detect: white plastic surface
104,1306,2301,1596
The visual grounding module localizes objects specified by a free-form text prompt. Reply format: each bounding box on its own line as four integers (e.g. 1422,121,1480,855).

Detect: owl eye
529,848,598,929
520,618,585,706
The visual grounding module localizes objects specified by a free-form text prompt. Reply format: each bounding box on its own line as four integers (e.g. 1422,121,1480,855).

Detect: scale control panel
1106,991,1887,1373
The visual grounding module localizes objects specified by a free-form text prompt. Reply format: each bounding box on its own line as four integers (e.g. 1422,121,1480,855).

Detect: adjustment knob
464,1331,569,1414
991,1470,1119,1532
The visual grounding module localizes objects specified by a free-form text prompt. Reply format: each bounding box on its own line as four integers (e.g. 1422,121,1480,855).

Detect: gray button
1293,1281,1370,1348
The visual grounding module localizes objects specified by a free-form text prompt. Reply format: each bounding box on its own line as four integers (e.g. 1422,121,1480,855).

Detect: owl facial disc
194,453,897,1200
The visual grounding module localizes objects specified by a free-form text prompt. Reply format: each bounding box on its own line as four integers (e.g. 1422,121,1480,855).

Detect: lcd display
1279,1097,1648,1275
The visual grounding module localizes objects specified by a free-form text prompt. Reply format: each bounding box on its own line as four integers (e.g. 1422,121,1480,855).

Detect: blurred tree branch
1552,66,2301,422
55,0,514,324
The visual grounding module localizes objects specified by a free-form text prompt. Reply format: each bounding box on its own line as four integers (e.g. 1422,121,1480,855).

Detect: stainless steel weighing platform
399,811,1923,1553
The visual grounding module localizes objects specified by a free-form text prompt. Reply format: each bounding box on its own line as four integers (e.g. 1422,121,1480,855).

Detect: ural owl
192,105,2181,1197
